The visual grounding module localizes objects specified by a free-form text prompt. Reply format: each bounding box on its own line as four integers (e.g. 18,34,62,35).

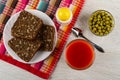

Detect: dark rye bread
11,10,43,40
8,38,41,62
38,24,55,51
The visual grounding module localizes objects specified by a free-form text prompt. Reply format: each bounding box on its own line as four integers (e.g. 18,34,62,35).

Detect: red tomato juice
65,39,95,70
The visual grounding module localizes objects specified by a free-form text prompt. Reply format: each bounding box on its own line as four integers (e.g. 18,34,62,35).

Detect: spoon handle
81,35,105,53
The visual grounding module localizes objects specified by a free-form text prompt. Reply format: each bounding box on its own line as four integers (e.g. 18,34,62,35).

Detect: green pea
107,27,110,31
95,32,99,35
98,29,102,33
97,21,100,24
91,30,94,33
109,20,113,24
102,16,106,19
93,27,97,31
105,12,108,15
102,29,106,33
98,26,102,30
95,24,99,27
94,19,97,22
106,17,110,20
105,31,109,35
106,25,111,28
103,27,107,30
98,15,101,18
106,21,109,24
90,23,93,26
100,33,104,36
94,14,97,16
90,17,93,21
100,23,103,26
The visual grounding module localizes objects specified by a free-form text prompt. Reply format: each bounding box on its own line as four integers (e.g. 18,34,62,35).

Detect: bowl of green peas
88,10,114,36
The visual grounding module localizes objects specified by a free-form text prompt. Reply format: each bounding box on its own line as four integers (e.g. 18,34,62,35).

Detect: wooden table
0,0,120,80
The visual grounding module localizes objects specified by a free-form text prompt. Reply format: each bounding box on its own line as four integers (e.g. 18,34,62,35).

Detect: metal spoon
72,27,105,53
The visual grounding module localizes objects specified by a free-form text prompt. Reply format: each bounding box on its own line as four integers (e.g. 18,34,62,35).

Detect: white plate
3,9,57,64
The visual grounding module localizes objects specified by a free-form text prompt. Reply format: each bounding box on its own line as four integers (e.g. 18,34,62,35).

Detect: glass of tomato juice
65,39,95,70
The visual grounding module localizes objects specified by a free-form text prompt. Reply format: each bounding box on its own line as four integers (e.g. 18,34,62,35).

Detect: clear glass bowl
88,10,115,36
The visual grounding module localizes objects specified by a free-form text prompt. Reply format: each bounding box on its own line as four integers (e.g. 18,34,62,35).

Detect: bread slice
8,38,41,62
11,10,43,40
38,24,55,51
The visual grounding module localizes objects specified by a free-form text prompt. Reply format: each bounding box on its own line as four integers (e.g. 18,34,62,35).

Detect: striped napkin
0,0,85,79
